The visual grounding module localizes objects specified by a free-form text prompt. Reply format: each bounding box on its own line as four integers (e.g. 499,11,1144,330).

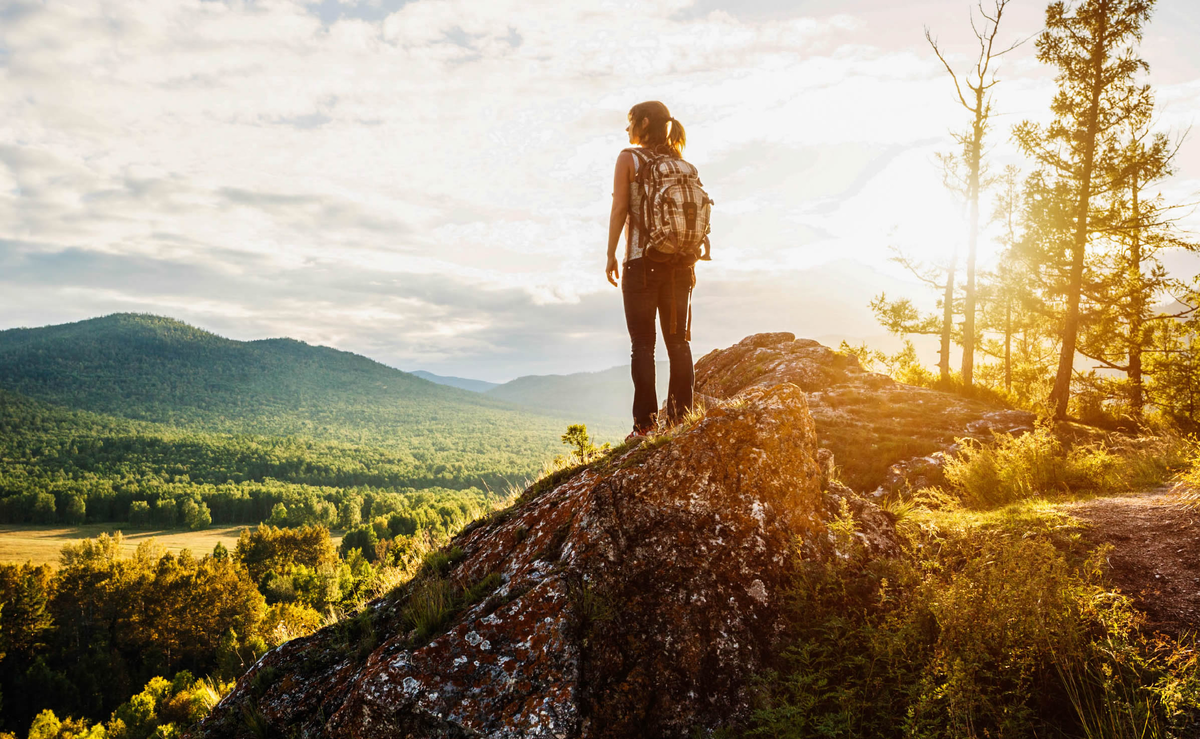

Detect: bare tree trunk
961,90,985,390
1004,298,1012,391
927,0,1017,388
939,252,957,381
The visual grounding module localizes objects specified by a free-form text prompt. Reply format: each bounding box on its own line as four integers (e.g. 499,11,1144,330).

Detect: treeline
0,390,508,527
0,517,470,737
0,475,493,531
871,0,1200,428
0,388,530,490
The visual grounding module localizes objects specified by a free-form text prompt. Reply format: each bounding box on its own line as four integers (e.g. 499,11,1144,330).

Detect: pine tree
1013,0,1156,419
1075,123,1195,420
869,248,950,363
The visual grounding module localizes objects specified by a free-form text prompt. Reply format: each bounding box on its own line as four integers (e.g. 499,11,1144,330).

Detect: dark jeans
621,258,695,430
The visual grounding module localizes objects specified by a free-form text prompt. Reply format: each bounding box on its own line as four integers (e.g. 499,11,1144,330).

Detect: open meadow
0,524,344,567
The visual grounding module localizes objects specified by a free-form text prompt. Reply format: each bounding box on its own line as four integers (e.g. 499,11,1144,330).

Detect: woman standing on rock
606,101,712,439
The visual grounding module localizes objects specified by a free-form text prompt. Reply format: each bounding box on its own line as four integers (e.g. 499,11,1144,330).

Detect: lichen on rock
194,383,898,739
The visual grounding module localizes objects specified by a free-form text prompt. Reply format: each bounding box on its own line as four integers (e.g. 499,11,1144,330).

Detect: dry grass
943,427,1190,509
0,524,344,567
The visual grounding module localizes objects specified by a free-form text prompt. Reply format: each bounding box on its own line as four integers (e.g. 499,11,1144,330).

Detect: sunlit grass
941,425,1189,509
752,483,1200,739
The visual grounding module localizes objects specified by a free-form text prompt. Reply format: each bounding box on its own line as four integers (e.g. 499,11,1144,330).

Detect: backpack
626,148,713,266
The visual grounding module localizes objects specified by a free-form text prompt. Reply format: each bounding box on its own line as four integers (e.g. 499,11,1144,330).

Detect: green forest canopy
0,314,624,527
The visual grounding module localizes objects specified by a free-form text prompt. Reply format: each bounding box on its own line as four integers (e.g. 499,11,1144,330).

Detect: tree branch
926,27,972,111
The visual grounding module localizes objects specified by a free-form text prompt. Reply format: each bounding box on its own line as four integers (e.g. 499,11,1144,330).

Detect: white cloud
1,0,1199,377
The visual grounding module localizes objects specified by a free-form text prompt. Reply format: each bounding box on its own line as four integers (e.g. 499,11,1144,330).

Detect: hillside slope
0,314,626,466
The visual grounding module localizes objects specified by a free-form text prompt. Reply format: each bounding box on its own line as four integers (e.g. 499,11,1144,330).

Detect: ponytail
628,100,686,158
666,117,686,159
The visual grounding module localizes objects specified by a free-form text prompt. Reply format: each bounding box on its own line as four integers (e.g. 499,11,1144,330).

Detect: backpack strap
622,146,655,164
622,148,654,247
685,270,694,341
667,264,696,340
669,268,677,335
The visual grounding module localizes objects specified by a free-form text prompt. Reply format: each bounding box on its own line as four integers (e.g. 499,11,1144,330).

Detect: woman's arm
606,151,635,287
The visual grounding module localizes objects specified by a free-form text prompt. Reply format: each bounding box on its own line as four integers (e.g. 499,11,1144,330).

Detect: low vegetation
752,428,1200,739
942,425,1190,509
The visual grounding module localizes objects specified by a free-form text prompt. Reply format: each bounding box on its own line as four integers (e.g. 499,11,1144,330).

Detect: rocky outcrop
196,384,898,739
695,333,1035,494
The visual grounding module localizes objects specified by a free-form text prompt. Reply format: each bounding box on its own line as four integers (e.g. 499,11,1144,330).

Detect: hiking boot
625,427,651,443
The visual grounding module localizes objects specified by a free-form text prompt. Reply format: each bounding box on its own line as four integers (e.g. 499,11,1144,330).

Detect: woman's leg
622,259,659,430
659,265,694,423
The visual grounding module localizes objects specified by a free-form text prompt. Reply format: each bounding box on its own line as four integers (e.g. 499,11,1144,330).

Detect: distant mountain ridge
409,362,671,424
410,370,499,393
0,313,480,429
484,362,669,422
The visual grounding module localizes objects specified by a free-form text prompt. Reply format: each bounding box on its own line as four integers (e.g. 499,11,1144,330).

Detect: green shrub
398,568,500,644
462,572,502,606
750,503,1200,738
422,546,465,577
945,425,1067,507
248,666,279,700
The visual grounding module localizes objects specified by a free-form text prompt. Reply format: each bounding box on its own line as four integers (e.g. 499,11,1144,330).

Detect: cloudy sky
2,0,1199,380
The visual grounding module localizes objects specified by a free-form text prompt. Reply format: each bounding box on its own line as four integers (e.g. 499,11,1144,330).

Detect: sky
2,0,1199,381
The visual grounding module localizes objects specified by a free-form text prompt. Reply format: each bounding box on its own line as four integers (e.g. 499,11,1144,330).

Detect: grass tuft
404,576,458,641
399,568,504,644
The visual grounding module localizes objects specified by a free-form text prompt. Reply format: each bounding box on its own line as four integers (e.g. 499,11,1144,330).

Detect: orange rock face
695,333,1035,493
196,384,895,739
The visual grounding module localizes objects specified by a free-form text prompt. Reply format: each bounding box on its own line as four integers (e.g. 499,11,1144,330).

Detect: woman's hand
606,255,620,287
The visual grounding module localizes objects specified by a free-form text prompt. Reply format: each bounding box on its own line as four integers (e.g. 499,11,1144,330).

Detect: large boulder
195,384,897,739
695,333,1035,494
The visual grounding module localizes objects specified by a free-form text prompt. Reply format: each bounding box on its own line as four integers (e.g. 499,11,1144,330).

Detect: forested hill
0,313,624,437
0,314,535,432
0,314,627,502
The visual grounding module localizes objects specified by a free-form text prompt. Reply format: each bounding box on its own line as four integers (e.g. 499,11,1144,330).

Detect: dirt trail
1066,487,1200,637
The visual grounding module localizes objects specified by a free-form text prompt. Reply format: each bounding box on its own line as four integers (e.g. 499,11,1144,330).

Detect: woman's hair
629,101,686,158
